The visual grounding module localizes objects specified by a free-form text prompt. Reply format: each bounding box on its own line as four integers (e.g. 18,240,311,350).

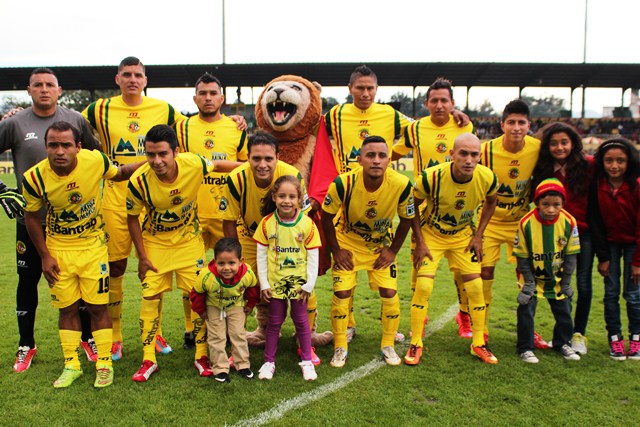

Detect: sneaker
183,331,195,350
238,368,254,379
571,333,588,355
111,341,123,361
94,365,114,388
455,311,473,338
53,367,83,388
533,332,552,349
409,315,429,338
299,360,317,381
346,327,356,343
395,331,406,343
13,346,37,373
627,335,640,360
194,356,213,377
214,372,230,383
404,345,423,366
381,346,402,366
559,344,580,361
132,360,159,382
520,350,539,364
258,362,275,380
330,347,348,368
471,345,499,364
155,335,173,355
297,346,321,366
609,335,627,361
80,338,98,362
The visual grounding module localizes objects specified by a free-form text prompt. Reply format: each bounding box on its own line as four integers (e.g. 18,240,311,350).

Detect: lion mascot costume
246,75,336,348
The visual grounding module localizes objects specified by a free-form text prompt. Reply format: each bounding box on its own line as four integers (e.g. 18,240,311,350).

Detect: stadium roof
1,62,639,91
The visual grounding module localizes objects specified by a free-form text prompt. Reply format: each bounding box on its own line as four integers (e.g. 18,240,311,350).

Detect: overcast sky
1,0,638,116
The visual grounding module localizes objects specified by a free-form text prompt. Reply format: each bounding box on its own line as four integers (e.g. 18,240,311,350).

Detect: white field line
230,303,459,427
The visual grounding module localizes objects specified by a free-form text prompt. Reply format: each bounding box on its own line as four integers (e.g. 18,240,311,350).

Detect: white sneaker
571,332,588,355
560,344,581,361
520,350,539,364
394,331,405,343
381,346,402,366
299,361,317,381
346,327,356,343
330,347,348,368
258,362,275,380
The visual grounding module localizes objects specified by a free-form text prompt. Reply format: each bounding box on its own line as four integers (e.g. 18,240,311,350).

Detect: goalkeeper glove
0,181,26,219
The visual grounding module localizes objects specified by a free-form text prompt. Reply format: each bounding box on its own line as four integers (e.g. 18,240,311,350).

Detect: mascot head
256,75,322,142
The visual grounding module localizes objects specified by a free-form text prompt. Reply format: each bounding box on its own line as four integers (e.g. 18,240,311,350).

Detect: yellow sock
331,295,350,349
140,298,161,363
182,292,193,333
192,310,208,360
347,293,356,329
156,294,164,338
380,294,400,349
455,272,469,313
482,279,494,335
59,329,82,370
465,278,487,347
307,292,318,333
92,328,113,368
108,275,124,342
410,276,433,347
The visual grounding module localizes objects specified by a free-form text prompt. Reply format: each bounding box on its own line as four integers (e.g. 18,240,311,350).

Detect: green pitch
0,173,638,426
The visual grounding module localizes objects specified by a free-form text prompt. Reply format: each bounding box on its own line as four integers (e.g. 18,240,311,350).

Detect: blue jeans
517,296,573,353
574,231,595,335
603,243,640,337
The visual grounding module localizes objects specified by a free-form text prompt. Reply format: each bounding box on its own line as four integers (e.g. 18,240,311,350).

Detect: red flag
308,116,338,205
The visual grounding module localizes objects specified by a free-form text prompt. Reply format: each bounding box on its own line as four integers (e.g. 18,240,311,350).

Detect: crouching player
190,238,259,382
22,121,142,387
407,133,499,365
515,178,581,363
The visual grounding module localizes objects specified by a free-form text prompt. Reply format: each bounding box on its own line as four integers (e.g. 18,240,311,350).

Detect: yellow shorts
482,220,518,267
141,238,206,298
331,249,398,292
417,227,479,276
104,209,134,262
49,246,110,308
239,236,257,272
200,217,224,250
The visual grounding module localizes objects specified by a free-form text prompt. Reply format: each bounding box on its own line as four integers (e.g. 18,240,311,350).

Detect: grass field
0,172,639,426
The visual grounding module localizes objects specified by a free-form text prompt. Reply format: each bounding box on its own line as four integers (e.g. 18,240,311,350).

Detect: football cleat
132,360,159,382
53,367,83,388
330,347,348,368
455,311,473,338
80,339,98,362
111,341,123,361
297,346,321,366
194,356,213,377
94,365,114,388
471,345,499,364
533,332,552,349
381,346,402,366
155,335,173,355
13,346,37,373
404,345,423,366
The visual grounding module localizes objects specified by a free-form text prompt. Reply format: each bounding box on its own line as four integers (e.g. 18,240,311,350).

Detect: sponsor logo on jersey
170,188,181,196
24,132,38,141
510,160,519,166
128,112,139,118
436,133,446,140
114,139,137,157
367,200,377,206
128,121,140,133
79,198,96,219
456,191,466,197
365,207,377,219
66,182,78,191
68,192,82,204
16,241,27,254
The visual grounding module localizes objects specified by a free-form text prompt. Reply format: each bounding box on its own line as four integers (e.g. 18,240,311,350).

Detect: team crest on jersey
128,121,140,133
436,142,447,153
219,197,228,211
296,233,304,242
204,139,215,150
171,196,183,206
508,168,519,179
324,194,333,206
557,236,567,248
358,129,369,140
68,192,82,204
16,241,27,254
454,199,465,210
365,207,377,219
